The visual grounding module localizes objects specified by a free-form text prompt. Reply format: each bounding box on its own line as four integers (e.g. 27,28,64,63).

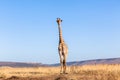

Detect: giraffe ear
61,20,63,22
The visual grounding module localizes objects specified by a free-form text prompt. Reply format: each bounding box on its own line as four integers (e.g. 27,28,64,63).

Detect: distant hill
0,62,45,67
52,57,120,66
0,57,120,67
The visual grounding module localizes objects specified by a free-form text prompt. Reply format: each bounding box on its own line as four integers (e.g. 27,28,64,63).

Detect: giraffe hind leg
63,57,67,74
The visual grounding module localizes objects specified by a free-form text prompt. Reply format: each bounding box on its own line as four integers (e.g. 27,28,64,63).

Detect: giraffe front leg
59,52,63,74
60,59,63,74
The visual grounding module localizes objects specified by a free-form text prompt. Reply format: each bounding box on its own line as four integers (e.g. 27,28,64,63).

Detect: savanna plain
0,64,120,80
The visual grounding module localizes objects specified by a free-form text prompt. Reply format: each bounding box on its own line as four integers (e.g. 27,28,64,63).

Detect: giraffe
56,18,68,74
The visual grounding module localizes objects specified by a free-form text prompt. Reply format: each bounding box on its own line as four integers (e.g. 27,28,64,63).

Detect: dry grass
0,64,120,80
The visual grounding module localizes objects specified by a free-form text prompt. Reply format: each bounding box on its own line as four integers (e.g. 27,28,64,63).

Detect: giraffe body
56,18,68,74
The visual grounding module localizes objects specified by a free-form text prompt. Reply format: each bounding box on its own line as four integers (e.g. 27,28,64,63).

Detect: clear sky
0,0,120,64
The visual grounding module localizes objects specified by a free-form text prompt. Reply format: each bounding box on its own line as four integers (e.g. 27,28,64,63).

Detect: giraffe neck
58,24,64,43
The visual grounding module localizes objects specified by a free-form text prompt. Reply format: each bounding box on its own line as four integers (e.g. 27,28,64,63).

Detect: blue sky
0,0,120,64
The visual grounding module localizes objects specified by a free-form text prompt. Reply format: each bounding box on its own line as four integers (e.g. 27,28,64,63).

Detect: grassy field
0,64,120,80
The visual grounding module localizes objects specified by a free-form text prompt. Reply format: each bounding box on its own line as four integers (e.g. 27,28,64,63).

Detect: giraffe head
56,18,62,25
